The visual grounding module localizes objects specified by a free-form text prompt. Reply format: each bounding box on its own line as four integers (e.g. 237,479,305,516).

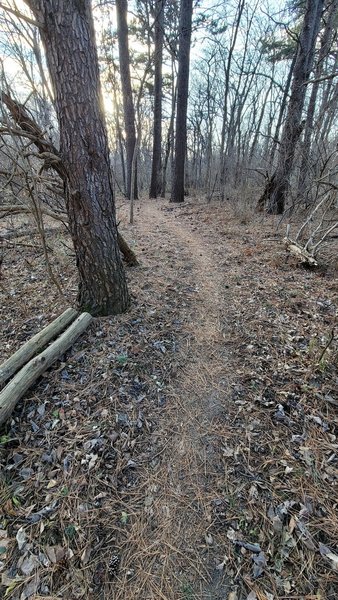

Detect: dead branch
284,235,318,267
317,329,335,365
0,203,67,223
0,125,53,146
311,220,338,253
0,2,43,28
295,194,329,242
305,71,338,85
23,150,62,164
0,226,56,241
1,92,65,179
1,91,139,265
285,186,338,264
0,204,139,265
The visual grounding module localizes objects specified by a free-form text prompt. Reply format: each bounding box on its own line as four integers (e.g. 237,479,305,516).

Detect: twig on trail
317,329,335,366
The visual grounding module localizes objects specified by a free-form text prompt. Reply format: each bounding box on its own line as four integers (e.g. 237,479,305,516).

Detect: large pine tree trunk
262,0,324,214
170,0,193,203
149,0,164,199
24,0,130,316
116,0,138,200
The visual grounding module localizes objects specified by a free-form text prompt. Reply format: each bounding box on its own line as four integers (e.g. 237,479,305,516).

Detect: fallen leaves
319,543,338,570
0,201,337,599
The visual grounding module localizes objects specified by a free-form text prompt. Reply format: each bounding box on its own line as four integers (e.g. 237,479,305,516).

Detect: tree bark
263,0,325,214
149,0,164,199
170,0,193,203
116,0,138,200
8,3,131,316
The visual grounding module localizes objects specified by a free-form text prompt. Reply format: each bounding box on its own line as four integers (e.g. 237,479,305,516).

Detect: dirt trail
117,201,233,600
1,199,337,599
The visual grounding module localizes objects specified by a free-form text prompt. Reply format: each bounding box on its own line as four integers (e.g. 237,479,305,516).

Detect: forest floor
0,197,337,600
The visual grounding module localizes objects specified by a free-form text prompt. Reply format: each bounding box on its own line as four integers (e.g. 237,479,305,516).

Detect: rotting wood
0,312,92,428
0,308,78,387
284,237,318,266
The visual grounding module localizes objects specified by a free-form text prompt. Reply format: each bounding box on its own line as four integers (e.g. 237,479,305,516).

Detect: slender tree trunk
161,77,176,198
219,0,245,188
297,0,338,198
204,55,216,191
314,49,338,147
149,0,164,198
249,80,273,163
116,0,138,199
112,69,127,196
24,0,130,316
263,0,325,214
170,0,193,203
319,84,338,144
225,2,258,177
269,53,297,166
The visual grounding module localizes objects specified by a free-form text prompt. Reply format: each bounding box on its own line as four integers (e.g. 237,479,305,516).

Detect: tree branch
1,91,139,266
305,72,338,85
0,1,42,28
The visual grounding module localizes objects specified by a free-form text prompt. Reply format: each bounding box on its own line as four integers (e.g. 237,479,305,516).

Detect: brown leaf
45,545,65,564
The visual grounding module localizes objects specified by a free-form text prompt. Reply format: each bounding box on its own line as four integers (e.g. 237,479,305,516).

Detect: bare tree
259,0,325,214
297,0,338,200
219,0,245,188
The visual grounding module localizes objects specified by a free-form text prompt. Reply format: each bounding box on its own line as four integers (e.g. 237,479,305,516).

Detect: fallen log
0,312,92,428
0,308,78,387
